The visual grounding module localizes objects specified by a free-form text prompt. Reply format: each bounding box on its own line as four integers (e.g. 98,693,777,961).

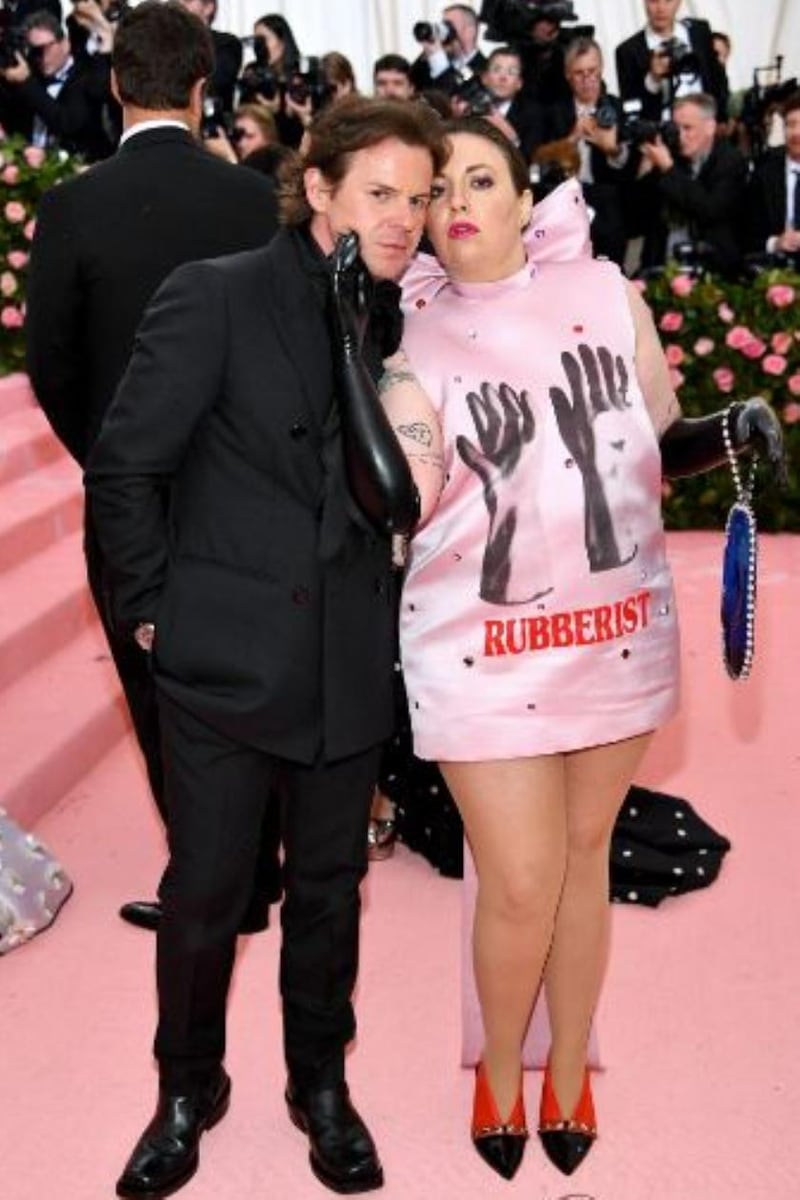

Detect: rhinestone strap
722,402,757,505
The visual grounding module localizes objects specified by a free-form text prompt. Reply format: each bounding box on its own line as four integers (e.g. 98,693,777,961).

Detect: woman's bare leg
543,733,653,1116
441,756,568,1119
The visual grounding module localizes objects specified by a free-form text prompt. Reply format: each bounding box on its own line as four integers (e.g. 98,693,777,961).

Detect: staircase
0,374,129,828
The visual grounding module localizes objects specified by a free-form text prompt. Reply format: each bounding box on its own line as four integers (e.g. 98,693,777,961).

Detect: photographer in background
747,89,800,266
636,92,747,277
179,0,241,119
480,0,584,108
410,4,486,97
373,53,415,101
616,0,728,124
0,8,115,158
476,45,544,159
538,36,629,263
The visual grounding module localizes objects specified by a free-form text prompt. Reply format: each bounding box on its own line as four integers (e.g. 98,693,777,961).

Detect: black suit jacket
747,148,796,251
504,94,546,161
85,231,396,765
210,28,243,116
26,126,278,465
615,18,728,122
0,53,115,161
640,138,748,276
410,48,487,96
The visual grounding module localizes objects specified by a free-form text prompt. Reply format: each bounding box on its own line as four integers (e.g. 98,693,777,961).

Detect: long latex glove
330,231,420,535
660,397,788,484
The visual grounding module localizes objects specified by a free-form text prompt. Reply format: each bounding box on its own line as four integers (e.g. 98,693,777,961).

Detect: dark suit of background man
747,90,800,263
615,0,728,122
25,1,279,933
86,93,443,1199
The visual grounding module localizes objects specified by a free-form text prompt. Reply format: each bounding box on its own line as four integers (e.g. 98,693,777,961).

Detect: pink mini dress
399,181,680,762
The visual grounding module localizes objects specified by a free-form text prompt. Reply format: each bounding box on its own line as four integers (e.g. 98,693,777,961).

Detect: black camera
0,23,28,70
620,99,679,153
413,20,456,45
200,95,224,140
454,69,495,116
594,96,618,130
287,56,335,112
480,0,578,42
656,37,700,77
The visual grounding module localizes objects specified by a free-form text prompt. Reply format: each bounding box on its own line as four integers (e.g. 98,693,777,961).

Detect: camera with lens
200,95,224,140
453,68,495,116
412,19,456,45
0,23,29,70
286,56,335,112
594,96,618,130
656,37,699,77
479,0,581,43
620,99,679,153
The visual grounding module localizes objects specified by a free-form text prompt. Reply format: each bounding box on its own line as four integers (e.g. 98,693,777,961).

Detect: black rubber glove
329,231,420,535
660,397,788,485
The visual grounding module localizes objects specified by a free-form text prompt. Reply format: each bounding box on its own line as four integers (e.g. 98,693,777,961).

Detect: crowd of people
6,2,791,1198
2,1,799,277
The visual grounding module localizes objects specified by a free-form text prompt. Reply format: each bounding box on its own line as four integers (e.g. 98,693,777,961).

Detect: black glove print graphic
457,382,551,605
550,344,638,573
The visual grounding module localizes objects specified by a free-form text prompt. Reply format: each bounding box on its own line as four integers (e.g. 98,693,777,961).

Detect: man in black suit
85,93,443,1198
747,89,800,263
636,92,747,277
0,8,115,159
26,1,279,932
479,44,544,161
616,0,728,123
410,3,487,97
538,36,630,263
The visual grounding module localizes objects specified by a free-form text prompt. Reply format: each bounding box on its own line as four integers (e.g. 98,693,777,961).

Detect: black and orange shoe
538,1063,597,1176
470,1061,528,1180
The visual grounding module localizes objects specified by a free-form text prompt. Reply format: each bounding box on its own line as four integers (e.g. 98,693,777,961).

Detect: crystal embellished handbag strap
720,404,758,680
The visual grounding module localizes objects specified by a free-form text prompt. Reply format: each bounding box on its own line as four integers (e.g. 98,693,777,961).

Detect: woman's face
426,132,532,283
255,23,284,65
233,115,269,160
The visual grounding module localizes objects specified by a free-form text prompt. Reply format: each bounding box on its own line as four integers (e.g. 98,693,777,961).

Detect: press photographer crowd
0,0,798,279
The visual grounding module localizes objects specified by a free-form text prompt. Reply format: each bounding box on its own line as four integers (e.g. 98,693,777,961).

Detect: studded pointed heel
470,1061,528,1181
537,1063,597,1176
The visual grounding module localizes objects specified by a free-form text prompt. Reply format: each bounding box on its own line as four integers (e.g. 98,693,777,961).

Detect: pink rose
726,325,753,350
766,284,796,309
6,250,27,270
762,354,787,376
783,402,800,424
713,367,736,393
4,201,26,224
659,311,683,333
665,344,685,366
741,337,767,360
22,145,46,168
1,165,19,185
717,302,735,323
694,337,715,356
668,368,685,390
670,274,694,297
788,373,800,396
0,271,18,297
23,219,36,241
0,305,24,329
770,331,792,355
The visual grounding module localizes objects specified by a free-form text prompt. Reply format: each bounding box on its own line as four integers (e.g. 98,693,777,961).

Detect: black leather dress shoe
118,899,272,934
286,1080,384,1194
116,1068,231,1199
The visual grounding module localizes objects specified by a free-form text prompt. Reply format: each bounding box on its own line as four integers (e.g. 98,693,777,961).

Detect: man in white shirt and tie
748,90,800,263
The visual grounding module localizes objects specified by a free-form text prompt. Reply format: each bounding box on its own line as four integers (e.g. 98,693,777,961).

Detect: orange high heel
538,1063,597,1176
471,1061,528,1180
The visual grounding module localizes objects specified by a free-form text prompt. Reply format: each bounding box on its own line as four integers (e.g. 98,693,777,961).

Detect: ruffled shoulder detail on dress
401,178,593,313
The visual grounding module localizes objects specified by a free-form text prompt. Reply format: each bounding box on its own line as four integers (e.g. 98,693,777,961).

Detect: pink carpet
2,377,798,1198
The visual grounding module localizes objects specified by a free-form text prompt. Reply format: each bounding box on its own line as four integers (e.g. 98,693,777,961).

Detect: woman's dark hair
112,1,213,110
441,116,531,196
279,96,446,226
254,12,300,77
321,51,358,96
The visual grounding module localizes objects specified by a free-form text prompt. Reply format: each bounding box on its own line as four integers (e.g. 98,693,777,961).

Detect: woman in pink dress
387,116,784,1180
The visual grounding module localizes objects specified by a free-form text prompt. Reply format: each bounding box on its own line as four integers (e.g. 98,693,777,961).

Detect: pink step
0,373,35,418
0,404,66,487
0,457,83,571
1,621,129,827
0,531,94,693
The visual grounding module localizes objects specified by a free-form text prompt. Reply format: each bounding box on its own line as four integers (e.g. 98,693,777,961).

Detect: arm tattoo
378,367,418,395
397,421,433,447
405,450,445,470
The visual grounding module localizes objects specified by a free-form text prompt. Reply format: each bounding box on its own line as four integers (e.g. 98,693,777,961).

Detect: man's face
306,137,433,280
179,0,206,20
484,53,522,102
374,69,414,101
566,49,602,106
27,27,70,77
645,0,680,36
785,109,800,162
674,102,715,160
532,18,560,43
443,6,476,54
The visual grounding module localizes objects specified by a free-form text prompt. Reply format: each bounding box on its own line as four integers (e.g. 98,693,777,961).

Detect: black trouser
154,692,379,1092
